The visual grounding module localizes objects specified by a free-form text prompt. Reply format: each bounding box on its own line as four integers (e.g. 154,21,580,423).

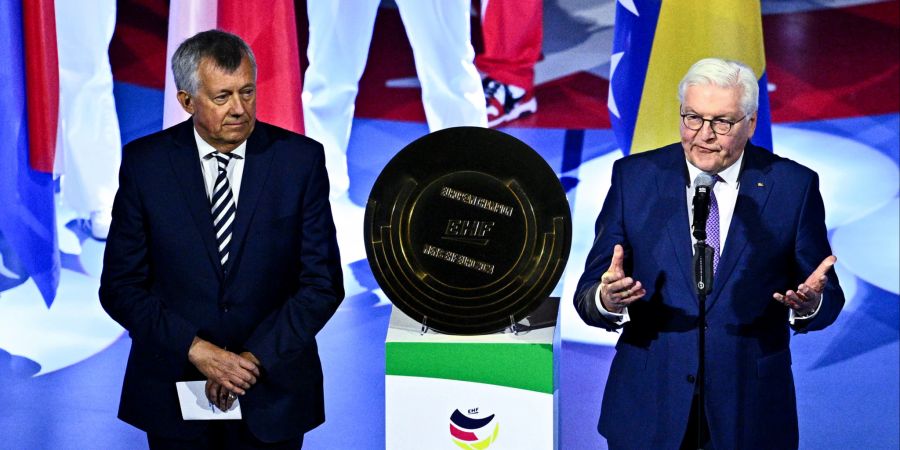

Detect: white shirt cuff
595,286,630,325
789,293,824,324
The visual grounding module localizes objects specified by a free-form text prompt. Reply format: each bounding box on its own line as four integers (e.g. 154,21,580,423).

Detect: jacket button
686,374,696,383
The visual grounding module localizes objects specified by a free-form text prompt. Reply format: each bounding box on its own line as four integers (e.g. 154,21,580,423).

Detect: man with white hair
574,58,844,449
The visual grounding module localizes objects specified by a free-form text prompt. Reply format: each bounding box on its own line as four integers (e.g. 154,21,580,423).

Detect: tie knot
213,152,232,170
701,173,724,187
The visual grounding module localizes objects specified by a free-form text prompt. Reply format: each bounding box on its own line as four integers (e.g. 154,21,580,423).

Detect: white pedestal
385,300,559,450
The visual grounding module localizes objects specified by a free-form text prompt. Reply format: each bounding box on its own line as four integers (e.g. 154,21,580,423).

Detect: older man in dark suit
575,58,844,449
100,30,343,449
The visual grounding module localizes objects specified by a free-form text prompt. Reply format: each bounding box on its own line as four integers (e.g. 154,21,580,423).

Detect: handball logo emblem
449,407,499,449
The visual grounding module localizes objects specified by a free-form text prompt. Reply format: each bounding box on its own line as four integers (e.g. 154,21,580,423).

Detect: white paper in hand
175,381,242,420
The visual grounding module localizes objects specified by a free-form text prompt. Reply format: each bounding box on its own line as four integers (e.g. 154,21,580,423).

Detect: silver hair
171,29,257,95
677,58,759,116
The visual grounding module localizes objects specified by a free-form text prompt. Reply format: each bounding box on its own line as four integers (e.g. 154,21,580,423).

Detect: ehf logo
449,407,499,449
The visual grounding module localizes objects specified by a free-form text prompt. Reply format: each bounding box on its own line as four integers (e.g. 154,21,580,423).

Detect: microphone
691,173,715,241
692,172,715,294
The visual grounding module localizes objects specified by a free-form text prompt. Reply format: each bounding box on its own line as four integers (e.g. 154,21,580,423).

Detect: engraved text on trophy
443,219,494,245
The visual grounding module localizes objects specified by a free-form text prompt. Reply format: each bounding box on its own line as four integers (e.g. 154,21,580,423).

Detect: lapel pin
757,182,765,187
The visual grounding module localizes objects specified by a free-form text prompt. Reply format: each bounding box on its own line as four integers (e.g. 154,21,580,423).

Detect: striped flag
0,0,60,306
163,0,304,134
608,0,773,155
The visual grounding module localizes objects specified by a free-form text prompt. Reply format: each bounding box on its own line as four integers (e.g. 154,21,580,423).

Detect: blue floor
2,282,895,449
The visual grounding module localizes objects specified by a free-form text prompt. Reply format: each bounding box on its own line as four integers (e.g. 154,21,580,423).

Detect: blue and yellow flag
608,0,773,154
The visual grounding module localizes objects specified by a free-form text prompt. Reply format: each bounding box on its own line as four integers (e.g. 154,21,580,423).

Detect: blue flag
0,1,60,306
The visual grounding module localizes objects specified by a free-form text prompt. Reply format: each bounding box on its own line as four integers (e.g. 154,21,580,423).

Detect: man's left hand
240,351,261,367
206,379,236,411
205,352,261,411
773,255,836,317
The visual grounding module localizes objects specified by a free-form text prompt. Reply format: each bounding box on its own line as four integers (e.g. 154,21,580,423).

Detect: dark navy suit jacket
100,119,344,442
574,142,843,449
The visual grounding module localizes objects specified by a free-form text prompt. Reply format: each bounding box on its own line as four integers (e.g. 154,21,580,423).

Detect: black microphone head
692,172,714,241
693,172,715,188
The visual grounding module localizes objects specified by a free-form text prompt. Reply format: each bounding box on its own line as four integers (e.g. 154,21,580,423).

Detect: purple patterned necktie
706,176,721,274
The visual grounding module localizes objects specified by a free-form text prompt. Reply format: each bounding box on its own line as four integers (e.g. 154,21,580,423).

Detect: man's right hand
599,244,645,314
188,337,260,395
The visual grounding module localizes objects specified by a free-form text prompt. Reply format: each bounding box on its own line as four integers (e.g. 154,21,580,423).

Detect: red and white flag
163,0,304,134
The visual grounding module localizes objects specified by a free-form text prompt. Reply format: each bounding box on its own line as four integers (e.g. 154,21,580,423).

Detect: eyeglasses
680,112,747,135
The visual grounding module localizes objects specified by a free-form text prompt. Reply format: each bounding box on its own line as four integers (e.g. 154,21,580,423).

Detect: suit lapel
226,123,275,279
167,119,224,280
657,147,697,303
707,145,774,310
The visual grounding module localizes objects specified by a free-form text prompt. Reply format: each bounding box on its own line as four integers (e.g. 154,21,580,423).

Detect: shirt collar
685,149,744,189
194,128,247,161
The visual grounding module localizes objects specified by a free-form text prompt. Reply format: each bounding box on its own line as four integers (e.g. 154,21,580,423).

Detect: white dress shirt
194,128,246,206
685,152,743,252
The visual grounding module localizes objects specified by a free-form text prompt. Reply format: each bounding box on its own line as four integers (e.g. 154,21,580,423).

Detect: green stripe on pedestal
386,343,553,393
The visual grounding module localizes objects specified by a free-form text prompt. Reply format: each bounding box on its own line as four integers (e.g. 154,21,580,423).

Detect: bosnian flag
0,0,61,306
608,0,774,155
163,0,304,133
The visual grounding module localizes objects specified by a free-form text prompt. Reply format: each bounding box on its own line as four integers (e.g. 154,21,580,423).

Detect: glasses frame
680,111,747,135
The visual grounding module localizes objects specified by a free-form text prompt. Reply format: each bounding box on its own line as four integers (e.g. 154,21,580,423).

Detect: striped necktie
211,152,236,267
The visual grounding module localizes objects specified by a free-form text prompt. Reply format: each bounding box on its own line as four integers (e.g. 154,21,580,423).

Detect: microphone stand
692,186,714,450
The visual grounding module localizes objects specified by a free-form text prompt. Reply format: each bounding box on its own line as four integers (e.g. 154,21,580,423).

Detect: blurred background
0,0,897,448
